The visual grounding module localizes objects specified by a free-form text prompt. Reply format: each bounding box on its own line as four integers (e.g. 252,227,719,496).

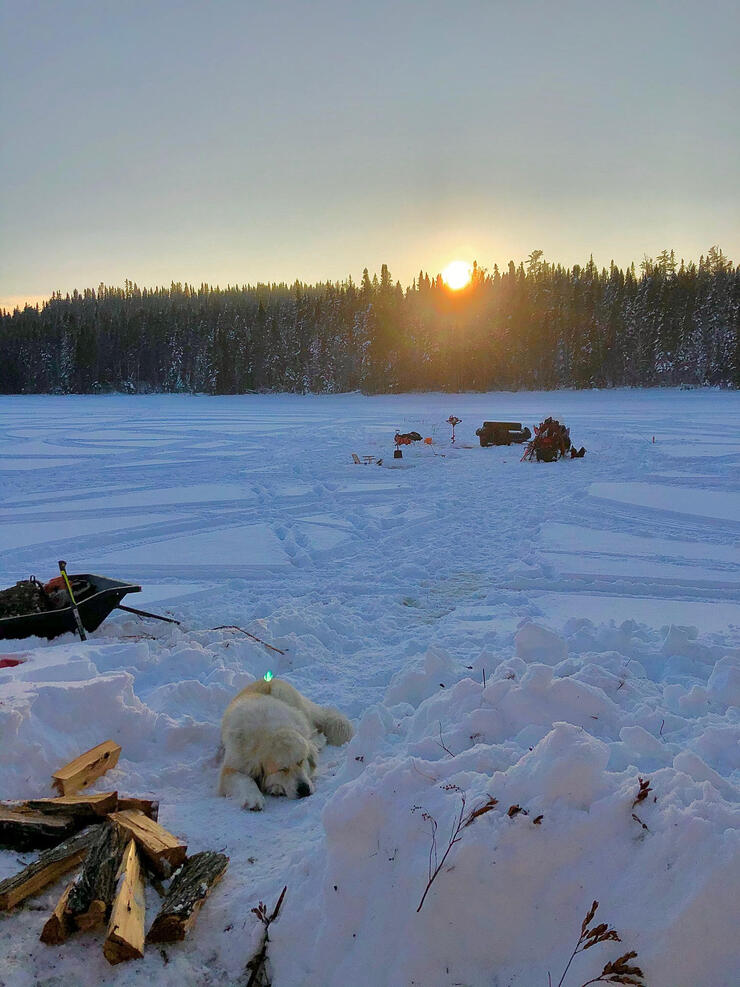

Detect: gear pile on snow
393,431,422,446
521,418,586,462
393,430,424,459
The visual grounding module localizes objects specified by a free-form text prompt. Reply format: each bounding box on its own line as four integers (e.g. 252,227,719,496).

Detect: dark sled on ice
476,421,532,447
0,574,141,641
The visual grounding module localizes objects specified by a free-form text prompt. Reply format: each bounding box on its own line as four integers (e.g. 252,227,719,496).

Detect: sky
1,0,739,309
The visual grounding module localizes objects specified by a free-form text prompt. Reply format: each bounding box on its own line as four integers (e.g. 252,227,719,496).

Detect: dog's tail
315,707,354,746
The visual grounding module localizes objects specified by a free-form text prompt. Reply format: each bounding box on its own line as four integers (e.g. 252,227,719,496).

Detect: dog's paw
243,793,265,812
322,710,355,746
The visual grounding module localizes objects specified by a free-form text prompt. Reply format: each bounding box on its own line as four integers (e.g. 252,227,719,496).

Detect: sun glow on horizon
441,260,472,291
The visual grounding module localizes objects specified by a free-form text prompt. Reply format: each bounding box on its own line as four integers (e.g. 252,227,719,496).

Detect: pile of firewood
0,740,228,965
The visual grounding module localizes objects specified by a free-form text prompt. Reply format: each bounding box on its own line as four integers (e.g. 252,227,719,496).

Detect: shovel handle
58,560,87,641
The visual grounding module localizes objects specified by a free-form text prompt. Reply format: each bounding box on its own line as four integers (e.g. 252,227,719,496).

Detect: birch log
146,851,229,943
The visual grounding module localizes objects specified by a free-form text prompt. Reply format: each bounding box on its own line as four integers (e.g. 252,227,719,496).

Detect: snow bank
272,631,740,987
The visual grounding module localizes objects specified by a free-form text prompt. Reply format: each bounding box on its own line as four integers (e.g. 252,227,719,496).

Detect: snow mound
272,641,740,987
515,621,568,663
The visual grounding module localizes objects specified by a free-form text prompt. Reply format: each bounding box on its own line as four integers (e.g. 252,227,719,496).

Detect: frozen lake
1,390,738,640
1,390,738,987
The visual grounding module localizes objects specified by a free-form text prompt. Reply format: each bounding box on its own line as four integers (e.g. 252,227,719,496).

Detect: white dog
218,677,354,811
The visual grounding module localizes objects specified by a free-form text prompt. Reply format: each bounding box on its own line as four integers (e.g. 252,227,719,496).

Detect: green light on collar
264,670,274,682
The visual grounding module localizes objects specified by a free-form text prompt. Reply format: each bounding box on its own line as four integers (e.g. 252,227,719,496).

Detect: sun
441,260,472,291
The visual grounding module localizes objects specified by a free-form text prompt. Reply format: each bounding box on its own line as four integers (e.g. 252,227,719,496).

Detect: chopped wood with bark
146,851,229,943
117,796,159,820
52,740,122,796
0,825,101,911
103,839,145,965
66,822,128,931
0,806,81,852
22,792,118,818
40,880,76,945
109,809,187,877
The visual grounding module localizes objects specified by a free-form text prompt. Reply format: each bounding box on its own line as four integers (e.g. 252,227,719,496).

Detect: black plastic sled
476,421,532,447
0,574,141,641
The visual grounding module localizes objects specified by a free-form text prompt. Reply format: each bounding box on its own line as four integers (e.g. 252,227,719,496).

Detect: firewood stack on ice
0,740,228,965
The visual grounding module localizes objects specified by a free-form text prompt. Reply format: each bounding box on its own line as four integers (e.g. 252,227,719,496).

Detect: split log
117,796,159,821
146,851,229,943
109,809,187,877
0,806,81,852
66,822,128,931
103,839,145,965
22,792,118,819
14,791,157,820
40,881,76,945
52,740,121,795
0,825,101,911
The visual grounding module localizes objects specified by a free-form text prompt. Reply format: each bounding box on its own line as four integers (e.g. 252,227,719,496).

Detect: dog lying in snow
218,677,354,811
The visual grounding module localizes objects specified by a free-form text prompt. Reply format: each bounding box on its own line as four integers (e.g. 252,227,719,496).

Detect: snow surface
0,390,738,987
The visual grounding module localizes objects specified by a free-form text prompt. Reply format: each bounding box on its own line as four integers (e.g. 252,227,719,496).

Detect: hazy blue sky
1,0,738,308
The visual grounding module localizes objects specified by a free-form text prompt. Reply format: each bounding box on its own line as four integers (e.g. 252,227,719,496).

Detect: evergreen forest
1,247,737,394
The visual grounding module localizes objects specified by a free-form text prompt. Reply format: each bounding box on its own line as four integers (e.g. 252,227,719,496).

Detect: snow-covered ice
0,390,738,987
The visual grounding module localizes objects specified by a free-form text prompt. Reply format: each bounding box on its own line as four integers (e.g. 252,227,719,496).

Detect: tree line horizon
1,246,737,394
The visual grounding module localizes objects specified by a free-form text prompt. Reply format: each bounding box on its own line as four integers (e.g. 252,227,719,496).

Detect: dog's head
251,728,318,799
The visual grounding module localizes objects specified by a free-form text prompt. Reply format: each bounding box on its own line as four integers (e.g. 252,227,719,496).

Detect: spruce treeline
1,247,737,394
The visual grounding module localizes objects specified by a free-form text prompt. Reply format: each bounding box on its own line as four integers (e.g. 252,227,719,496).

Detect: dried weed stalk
437,722,455,757
552,900,646,987
245,885,288,987
414,792,498,913
212,624,287,656
630,778,653,833
632,778,652,808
